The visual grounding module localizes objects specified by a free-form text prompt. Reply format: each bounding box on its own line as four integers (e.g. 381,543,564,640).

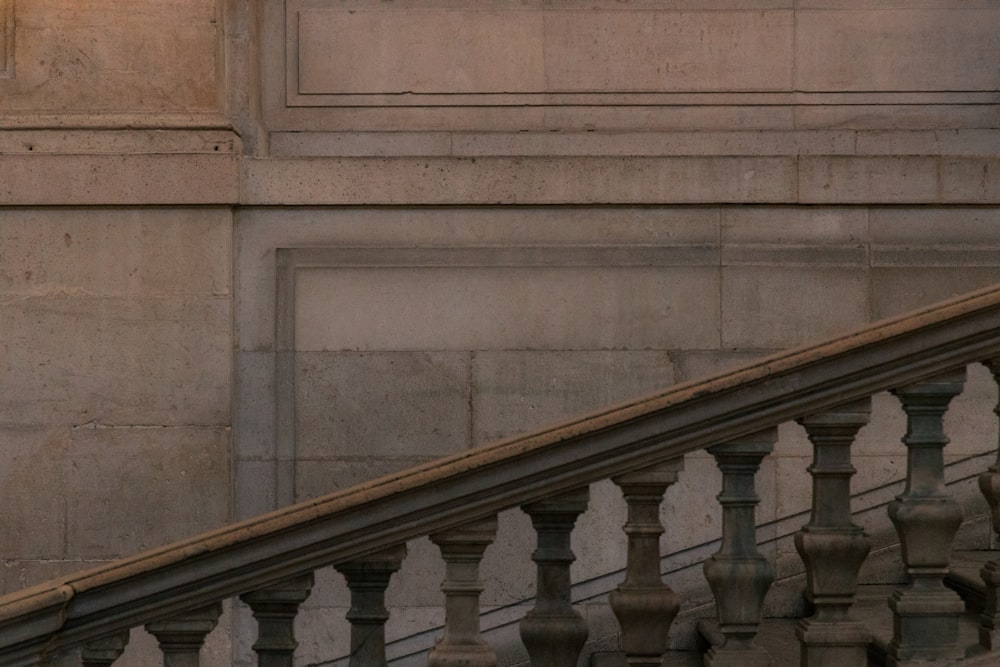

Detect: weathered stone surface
871,267,1000,318
294,351,471,458
798,157,939,204
294,266,720,351
63,426,230,558
0,0,217,113
471,351,675,445
0,296,230,426
721,267,868,348
0,208,231,297
795,10,1000,92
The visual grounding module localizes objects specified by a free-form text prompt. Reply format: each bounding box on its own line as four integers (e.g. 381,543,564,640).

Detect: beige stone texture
798,157,940,204
795,10,1000,92
1,295,230,427
542,10,793,93
63,426,230,559
0,428,69,560
871,267,1000,319
294,351,471,459
297,9,545,95
0,0,218,113
242,157,797,205
721,266,869,348
293,266,720,351
471,351,675,445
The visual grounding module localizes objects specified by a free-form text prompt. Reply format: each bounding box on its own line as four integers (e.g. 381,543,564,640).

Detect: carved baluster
240,573,314,667
520,488,590,667
335,544,407,667
703,429,777,667
887,369,966,666
81,630,130,667
146,603,222,667
795,398,872,667
428,517,499,667
977,357,1000,650
609,459,684,667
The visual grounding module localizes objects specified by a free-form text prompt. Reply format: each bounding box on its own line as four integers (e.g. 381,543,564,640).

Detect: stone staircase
2,284,1000,667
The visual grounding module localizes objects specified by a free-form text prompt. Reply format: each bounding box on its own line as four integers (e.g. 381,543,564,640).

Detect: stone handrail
2,284,1000,665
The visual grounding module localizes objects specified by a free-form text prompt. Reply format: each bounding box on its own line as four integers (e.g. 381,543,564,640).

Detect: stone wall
0,0,998,665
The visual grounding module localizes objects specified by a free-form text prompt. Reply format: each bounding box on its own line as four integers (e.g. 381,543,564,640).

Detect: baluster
335,544,407,667
887,369,966,666
428,517,499,667
145,602,222,667
977,357,1000,650
240,573,314,667
703,428,777,667
520,487,590,667
609,459,684,667
795,398,872,667
81,630,130,667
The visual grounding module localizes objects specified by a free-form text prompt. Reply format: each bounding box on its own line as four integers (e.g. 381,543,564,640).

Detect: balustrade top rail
3,284,1000,663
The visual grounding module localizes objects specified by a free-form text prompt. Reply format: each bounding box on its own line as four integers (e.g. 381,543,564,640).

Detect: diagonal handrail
2,284,1000,665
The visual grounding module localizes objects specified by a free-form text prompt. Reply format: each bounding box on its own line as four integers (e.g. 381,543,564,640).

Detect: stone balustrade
2,285,1000,667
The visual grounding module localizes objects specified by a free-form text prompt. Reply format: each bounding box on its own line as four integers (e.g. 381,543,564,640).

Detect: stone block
2,1,217,113
270,132,452,157
233,459,278,520
941,158,1000,203
794,104,998,132
0,154,239,206
297,9,545,95
0,208,231,297
294,351,471,459
471,351,675,445
870,206,1000,247
543,10,793,92
63,426,230,558
241,156,798,205
294,266,720,351
798,156,939,204
0,296,230,427
795,10,1000,92
721,266,868,348
0,428,68,559
721,207,868,246
870,267,1000,318
234,352,275,461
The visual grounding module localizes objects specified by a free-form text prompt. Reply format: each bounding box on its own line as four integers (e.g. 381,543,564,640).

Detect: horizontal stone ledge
0,153,240,205
241,155,1000,205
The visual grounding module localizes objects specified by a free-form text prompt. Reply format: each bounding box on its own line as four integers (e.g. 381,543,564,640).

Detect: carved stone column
145,602,223,667
703,428,777,667
609,459,684,667
887,369,966,666
795,398,872,667
240,573,314,667
520,487,590,667
335,544,407,667
81,630,130,667
977,358,1000,650
428,517,499,667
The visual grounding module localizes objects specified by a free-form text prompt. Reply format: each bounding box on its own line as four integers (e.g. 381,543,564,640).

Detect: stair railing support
145,602,222,667
703,428,777,667
81,631,130,667
335,544,407,667
887,369,966,666
428,517,499,667
240,573,314,667
795,398,873,667
977,357,1000,650
520,487,590,667
609,458,684,667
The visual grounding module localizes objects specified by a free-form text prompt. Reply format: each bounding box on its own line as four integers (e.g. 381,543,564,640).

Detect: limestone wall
0,1,998,666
